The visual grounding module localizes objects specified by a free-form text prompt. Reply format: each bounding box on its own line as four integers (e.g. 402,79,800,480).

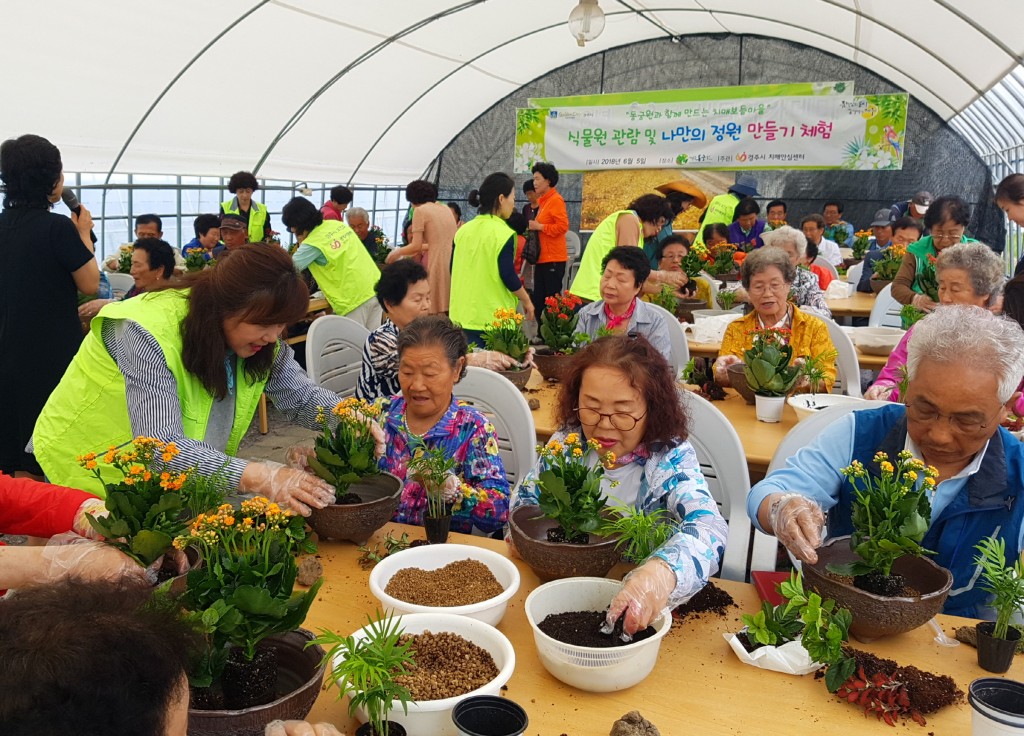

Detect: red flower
545,296,558,308
557,313,570,320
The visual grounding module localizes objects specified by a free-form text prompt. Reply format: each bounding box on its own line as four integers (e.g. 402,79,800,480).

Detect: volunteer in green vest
32,245,340,516
569,194,686,303
693,174,760,248
449,172,535,347
283,196,383,330
221,170,273,244
891,195,978,311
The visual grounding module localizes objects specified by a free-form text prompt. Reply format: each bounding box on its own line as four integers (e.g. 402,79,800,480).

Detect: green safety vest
570,210,640,302
450,214,518,330
693,193,740,247
301,220,380,316
906,235,978,293
221,198,268,243
32,289,271,493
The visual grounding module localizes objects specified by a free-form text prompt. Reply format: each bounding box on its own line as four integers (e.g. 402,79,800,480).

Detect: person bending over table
732,226,830,320
713,246,837,392
78,237,177,319
749,305,1024,618
506,335,727,636
866,243,1009,402
32,245,339,517
652,235,712,306
573,246,672,364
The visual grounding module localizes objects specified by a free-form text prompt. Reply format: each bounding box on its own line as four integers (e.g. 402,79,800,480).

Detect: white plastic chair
868,282,903,328
565,260,582,293
820,318,862,397
107,272,134,299
698,270,719,306
682,391,771,582
845,261,863,284
564,231,580,261
813,256,840,280
454,366,537,488
645,303,689,379
304,315,369,398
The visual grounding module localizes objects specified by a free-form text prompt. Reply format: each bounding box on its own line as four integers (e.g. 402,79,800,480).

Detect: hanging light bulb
568,0,605,48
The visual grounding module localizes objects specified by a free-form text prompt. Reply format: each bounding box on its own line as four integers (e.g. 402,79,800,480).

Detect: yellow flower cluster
491,307,524,327
159,470,190,491
174,497,294,550
330,396,381,421
537,434,615,468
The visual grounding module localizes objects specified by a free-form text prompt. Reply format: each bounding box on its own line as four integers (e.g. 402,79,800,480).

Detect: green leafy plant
651,284,679,313
974,536,1024,640
741,599,803,648
870,243,908,281
743,327,801,397
680,250,705,280
916,254,939,301
778,573,856,693
539,292,589,355
595,324,617,339
829,451,936,579
407,444,458,518
313,611,416,736
851,230,872,260
825,223,849,246
798,348,838,394
309,398,382,499
117,245,133,273
600,504,676,563
482,307,528,363
900,304,926,329
184,249,209,272
533,433,615,543
716,289,738,311
704,243,739,276
367,225,392,265
357,533,413,569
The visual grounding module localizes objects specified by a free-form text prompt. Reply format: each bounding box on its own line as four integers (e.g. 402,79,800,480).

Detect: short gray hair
741,246,797,288
346,207,369,223
907,304,1024,403
761,225,807,258
935,242,1005,308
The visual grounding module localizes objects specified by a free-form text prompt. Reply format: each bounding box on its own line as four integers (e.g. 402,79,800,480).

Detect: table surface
686,338,890,369
825,291,876,317
303,524,1013,735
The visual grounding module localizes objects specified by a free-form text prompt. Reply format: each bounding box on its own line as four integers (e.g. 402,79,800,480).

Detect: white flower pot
755,394,786,423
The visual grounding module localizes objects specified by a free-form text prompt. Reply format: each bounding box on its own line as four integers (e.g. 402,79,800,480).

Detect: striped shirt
355,320,401,402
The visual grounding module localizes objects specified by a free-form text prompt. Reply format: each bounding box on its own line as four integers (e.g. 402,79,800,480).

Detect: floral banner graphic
515,93,908,173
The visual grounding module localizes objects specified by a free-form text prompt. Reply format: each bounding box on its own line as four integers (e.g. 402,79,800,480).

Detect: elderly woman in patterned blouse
376,315,509,534
506,335,727,636
735,226,831,320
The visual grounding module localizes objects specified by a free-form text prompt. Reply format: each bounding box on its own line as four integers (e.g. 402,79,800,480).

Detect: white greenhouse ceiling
4,0,1024,185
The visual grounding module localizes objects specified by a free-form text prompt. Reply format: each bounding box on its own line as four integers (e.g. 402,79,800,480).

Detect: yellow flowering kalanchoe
309,397,384,498
482,307,529,363
533,433,617,543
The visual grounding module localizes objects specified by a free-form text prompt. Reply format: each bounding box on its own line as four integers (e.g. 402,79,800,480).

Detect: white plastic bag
723,631,820,675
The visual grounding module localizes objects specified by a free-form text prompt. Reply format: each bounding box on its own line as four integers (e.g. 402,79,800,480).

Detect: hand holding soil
767,492,825,564
605,559,676,638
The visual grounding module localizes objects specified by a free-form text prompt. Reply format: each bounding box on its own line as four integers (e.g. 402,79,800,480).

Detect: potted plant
482,307,532,388
175,497,325,733
900,303,927,329
973,535,1024,673
916,253,939,301
682,357,725,401
406,445,459,544
508,433,621,580
599,504,675,564
796,348,838,396
802,451,953,641
313,611,415,736
534,292,589,382
869,242,907,293
367,225,393,266
716,288,742,313
184,249,210,272
306,398,402,543
704,243,742,282
742,327,800,422
116,244,133,273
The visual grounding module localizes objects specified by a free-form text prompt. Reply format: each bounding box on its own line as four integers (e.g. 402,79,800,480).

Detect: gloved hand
147,547,191,579
43,533,150,584
468,347,535,371
285,445,316,473
767,492,825,565
713,354,743,385
355,411,387,460
240,460,336,516
72,496,109,540
265,720,345,736
911,293,937,312
603,558,676,639
864,382,897,401
441,473,463,504
658,270,689,289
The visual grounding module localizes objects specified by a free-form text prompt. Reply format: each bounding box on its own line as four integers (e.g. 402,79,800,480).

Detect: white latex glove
658,270,689,289
441,473,462,504
285,445,316,473
604,558,676,639
265,721,345,736
864,382,897,401
239,460,336,516
71,497,108,540
767,492,825,565
354,411,387,460
42,533,150,584
791,357,809,391
78,299,113,319
713,355,742,385
911,293,937,312
468,348,535,371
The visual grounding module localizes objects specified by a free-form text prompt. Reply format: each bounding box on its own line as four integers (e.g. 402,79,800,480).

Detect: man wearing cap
651,180,707,260
857,216,924,294
215,214,248,257
693,175,758,248
889,191,933,231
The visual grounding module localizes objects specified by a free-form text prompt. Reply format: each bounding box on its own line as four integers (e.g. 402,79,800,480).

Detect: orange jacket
535,188,569,263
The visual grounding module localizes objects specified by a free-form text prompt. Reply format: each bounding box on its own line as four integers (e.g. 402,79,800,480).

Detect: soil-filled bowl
339,612,516,736
803,535,952,642
369,543,521,626
532,350,573,383
188,629,325,736
508,505,620,581
307,473,402,544
524,577,671,692
675,297,711,324
787,393,866,421
496,366,533,390
727,363,756,405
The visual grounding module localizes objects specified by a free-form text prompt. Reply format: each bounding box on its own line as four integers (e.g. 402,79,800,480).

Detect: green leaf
824,656,856,693
315,446,344,466
230,585,290,617
307,456,337,484
130,529,173,565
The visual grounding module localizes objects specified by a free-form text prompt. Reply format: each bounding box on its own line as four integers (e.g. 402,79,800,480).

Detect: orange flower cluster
173,497,294,550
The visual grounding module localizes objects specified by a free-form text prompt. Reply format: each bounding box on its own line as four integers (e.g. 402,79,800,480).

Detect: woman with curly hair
220,170,273,243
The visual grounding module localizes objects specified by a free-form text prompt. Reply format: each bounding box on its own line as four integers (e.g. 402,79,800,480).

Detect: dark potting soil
853,572,907,597
221,647,278,710
336,492,364,505
546,526,589,544
538,611,656,647
672,581,736,620
409,539,430,548
846,648,963,714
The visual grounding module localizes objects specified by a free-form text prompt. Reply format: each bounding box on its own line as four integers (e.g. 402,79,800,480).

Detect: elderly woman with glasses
892,195,978,311
737,226,831,319
713,246,837,392
506,335,727,638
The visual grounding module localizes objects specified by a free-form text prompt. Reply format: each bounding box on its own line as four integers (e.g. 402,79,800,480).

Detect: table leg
258,393,269,435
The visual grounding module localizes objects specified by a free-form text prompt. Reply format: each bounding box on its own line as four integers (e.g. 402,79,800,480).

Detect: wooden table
826,291,876,318
685,337,891,369
303,524,1011,734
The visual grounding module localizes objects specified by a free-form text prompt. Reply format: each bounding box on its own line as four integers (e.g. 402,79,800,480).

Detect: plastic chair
682,390,770,582
645,303,689,379
107,272,134,299
820,318,862,397
698,270,719,306
565,260,581,293
868,283,903,328
304,315,369,398
813,256,839,280
564,231,580,261
845,261,863,284
454,367,537,488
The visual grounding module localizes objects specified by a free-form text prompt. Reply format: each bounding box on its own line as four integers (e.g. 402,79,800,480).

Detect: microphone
61,189,97,243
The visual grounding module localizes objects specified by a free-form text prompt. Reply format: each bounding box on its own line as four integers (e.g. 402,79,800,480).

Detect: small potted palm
599,504,675,565
535,292,589,382
973,535,1024,673
742,327,800,422
406,445,459,544
482,307,532,388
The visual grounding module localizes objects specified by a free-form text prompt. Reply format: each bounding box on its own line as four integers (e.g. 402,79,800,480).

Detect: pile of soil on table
538,611,656,647
384,559,504,607
395,631,498,700
672,581,736,621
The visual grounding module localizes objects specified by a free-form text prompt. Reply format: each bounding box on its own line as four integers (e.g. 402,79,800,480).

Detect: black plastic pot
977,621,1021,674
355,722,408,736
424,513,451,544
452,695,529,736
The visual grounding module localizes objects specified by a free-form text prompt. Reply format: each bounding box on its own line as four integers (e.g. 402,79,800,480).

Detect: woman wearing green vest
32,245,340,516
221,171,272,244
891,196,978,311
449,172,535,346
283,196,383,330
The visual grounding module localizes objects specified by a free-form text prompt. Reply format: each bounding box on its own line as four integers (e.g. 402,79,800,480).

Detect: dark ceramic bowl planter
355,723,408,736
497,365,533,390
532,350,573,382
675,297,710,324
869,275,892,294
727,363,756,405
307,473,402,544
802,535,952,642
452,695,529,736
977,621,1021,674
165,545,202,597
187,629,326,736
508,505,620,581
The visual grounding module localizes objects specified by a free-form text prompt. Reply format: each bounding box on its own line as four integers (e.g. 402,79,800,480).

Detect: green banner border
528,81,854,109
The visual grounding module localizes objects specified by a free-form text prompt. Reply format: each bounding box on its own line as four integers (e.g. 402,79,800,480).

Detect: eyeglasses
931,230,963,242
575,406,647,431
748,281,788,295
905,400,1001,434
